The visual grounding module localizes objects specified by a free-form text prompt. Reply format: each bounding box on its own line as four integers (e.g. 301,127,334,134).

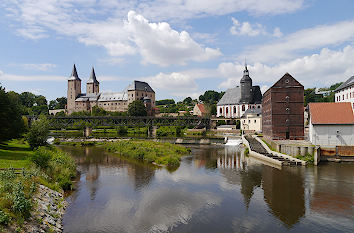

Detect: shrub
11,182,32,218
26,115,50,149
0,210,10,225
30,147,52,169
116,126,128,135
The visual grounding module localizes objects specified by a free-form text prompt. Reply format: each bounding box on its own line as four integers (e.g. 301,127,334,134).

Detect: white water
47,136,55,144
225,139,242,146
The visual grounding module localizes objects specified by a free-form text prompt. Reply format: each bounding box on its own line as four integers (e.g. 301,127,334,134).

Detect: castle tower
86,67,99,94
67,64,81,113
240,64,253,103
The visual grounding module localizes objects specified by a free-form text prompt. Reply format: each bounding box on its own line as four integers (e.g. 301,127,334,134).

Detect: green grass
0,139,33,169
104,140,191,167
261,139,277,152
296,153,314,165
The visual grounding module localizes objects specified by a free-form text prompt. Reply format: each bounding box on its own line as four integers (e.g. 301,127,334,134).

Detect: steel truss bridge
26,116,211,129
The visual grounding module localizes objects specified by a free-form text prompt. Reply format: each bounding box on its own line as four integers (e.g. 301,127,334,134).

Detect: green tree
26,115,50,149
0,86,25,142
128,100,147,116
19,92,36,108
199,90,224,104
34,95,47,106
156,99,175,105
183,97,192,105
91,106,107,116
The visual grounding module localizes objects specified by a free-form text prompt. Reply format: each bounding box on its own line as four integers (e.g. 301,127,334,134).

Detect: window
242,105,245,111
226,107,228,114
285,79,289,84
254,120,256,123
248,120,250,123
220,108,222,114
257,105,260,108
233,106,236,114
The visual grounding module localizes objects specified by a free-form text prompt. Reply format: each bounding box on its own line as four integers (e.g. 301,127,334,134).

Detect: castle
66,65,155,114
217,65,262,118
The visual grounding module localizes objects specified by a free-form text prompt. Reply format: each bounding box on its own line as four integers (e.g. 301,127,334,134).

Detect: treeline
304,82,342,106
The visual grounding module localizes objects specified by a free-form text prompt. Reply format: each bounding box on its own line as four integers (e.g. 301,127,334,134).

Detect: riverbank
0,140,76,232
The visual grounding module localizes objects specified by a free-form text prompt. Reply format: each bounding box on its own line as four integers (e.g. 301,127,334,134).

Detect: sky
0,0,354,101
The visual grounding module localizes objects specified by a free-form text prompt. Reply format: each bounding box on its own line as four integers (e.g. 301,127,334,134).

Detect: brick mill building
67,65,155,114
217,65,262,118
262,73,304,140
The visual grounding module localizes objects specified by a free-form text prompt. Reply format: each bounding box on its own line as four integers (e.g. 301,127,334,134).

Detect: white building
308,102,354,146
334,76,354,109
241,108,262,132
217,65,262,118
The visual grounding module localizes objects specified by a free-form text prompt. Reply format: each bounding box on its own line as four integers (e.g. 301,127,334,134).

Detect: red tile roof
197,104,207,114
309,102,354,125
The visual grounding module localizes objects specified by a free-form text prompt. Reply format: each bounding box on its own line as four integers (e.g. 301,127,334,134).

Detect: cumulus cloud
230,17,282,37
219,45,354,89
125,11,221,66
3,0,303,66
242,20,354,63
0,72,64,82
144,72,200,98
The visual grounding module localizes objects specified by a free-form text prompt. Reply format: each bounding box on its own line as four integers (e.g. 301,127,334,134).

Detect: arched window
233,106,236,114
242,105,245,111
220,108,222,114
226,107,228,114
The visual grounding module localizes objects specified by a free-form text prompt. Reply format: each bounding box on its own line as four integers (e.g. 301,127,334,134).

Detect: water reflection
61,145,354,233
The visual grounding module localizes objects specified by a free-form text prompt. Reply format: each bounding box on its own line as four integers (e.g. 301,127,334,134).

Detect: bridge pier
84,127,92,137
148,126,158,138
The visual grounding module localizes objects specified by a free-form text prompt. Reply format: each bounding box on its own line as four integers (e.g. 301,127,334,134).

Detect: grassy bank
104,140,191,167
0,140,76,229
0,139,33,169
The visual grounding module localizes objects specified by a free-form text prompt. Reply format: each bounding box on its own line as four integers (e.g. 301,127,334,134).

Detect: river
60,145,354,233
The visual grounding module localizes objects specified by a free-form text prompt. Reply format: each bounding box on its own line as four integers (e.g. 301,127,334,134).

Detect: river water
61,145,354,233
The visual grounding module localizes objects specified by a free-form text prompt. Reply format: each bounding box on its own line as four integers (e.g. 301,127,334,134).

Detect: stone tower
86,67,99,94
240,64,253,103
67,64,81,114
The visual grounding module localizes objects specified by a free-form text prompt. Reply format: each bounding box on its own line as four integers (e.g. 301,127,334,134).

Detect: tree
183,97,192,105
0,86,25,142
199,90,224,104
91,106,107,116
34,95,47,106
26,115,50,149
19,92,36,108
49,97,67,110
156,99,175,105
128,100,147,116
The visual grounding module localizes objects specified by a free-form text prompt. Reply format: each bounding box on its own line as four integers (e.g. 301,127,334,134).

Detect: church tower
240,64,253,103
86,67,99,94
67,64,81,113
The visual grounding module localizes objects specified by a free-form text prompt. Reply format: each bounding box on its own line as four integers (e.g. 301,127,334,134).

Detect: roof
251,86,262,104
75,93,100,102
87,67,99,84
240,65,252,83
98,92,128,102
334,76,354,92
217,86,241,106
241,108,262,118
126,81,154,92
264,73,303,95
68,64,81,81
195,104,207,114
309,102,354,125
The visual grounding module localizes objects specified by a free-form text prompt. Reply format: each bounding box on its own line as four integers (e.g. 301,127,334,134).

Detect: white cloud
0,71,64,82
243,20,354,63
125,11,221,66
230,17,282,37
10,63,57,71
3,0,303,66
219,45,354,89
144,72,200,98
138,0,304,20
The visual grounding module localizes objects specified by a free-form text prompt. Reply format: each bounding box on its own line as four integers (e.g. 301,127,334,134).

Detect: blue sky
1,0,354,101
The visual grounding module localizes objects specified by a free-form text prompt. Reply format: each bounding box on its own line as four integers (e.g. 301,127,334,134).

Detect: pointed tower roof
240,63,252,83
68,64,81,81
87,67,99,84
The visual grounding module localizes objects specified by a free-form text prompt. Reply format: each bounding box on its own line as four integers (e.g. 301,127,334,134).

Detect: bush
11,182,32,218
26,115,50,149
0,210,10,225
116,126,128,135
30,147,52,169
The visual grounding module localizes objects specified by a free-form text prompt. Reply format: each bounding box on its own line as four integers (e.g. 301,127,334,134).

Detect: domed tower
67,64,81,113
86,67,99,94
240,64,253,103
